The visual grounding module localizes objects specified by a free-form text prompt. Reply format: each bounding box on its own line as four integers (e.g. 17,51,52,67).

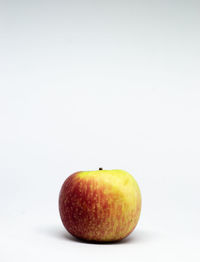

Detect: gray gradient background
0,0,200,261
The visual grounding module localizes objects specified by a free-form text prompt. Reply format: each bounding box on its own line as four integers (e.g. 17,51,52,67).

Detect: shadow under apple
37,225,156,245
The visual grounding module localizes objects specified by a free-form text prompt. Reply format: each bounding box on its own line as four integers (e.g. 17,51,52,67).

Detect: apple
59,168,141,242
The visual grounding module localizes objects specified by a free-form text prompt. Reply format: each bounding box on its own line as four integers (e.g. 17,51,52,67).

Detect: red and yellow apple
59,168,141,242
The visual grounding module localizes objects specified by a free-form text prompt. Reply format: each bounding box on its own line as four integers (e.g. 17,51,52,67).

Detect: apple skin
59,169,141,242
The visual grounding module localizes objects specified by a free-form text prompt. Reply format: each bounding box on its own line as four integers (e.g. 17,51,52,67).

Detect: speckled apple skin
59,170,141,242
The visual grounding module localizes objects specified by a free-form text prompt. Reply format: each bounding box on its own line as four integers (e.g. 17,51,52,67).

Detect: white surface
0,1,200,261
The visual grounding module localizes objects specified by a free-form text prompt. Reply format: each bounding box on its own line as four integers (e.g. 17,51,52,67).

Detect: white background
0,0,200,261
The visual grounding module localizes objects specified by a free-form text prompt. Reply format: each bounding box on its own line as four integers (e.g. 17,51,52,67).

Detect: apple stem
99,167,103,170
